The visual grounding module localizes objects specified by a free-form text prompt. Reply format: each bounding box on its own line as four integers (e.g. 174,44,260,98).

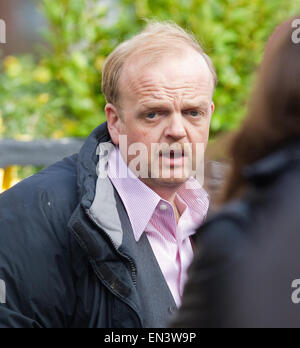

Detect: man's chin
141,176,189,189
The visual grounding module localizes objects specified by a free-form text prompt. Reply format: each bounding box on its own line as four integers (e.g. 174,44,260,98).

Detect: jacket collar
76,122,111,208
74,121,129,253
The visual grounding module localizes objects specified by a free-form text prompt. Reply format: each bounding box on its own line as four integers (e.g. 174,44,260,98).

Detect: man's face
106,49,215,190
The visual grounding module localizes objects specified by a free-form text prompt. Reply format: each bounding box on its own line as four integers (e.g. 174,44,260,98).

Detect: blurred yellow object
0,166,18,193
52,130,64,139
0,113,5,133
3,56,22,77
0,169,3,193
95,56,106,71
14,134,33,141
37,93,50,104
33,66,52,84
3,56,19,69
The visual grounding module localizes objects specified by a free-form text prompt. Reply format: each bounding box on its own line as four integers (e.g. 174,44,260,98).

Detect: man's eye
184,110,199,117
146,112,157,119
190,111,199,117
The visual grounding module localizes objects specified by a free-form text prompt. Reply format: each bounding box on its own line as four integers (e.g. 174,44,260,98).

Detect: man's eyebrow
138,102,173,111
182,101,210,109
137,100,211,113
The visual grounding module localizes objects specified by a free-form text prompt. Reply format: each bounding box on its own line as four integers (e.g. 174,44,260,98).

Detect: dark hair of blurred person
172,15,300,328
223,16,300,202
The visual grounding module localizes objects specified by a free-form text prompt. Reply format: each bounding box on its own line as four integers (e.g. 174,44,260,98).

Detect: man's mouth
160,149,185,158
158,149,187,168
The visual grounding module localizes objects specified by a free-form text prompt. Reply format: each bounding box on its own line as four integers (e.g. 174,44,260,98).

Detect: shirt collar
107,146,209,242
107,146,162,241
176,177,209,226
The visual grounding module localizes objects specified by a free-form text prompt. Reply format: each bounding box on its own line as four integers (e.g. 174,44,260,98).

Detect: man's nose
164,113,187,140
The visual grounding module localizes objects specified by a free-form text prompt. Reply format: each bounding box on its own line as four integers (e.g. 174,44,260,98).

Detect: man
0,22,217,328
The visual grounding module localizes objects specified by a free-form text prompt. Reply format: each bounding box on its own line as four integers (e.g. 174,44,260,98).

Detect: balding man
0,22,217,328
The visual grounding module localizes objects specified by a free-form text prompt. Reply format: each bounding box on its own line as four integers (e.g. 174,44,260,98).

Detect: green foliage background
0,0,299,141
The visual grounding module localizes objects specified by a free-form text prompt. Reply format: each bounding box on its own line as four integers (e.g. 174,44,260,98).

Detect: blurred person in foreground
172,15,300,328
0,22,217,328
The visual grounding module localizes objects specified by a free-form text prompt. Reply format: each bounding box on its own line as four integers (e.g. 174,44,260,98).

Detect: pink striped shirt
107,147,209,307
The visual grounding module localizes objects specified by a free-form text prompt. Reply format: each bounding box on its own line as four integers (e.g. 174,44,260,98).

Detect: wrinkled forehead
119,49,214,103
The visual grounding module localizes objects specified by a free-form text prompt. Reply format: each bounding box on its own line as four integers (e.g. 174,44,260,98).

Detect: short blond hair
101,21,217,105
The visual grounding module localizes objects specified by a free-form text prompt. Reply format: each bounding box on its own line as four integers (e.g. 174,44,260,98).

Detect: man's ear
105,104,122,146
210,102,215,117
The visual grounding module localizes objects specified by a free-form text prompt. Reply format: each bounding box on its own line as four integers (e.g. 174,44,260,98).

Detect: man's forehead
126,49,208,76
120,53,213,95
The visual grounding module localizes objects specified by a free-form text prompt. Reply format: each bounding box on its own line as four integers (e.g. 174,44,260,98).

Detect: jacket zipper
86,209,137,287
84,209,142,327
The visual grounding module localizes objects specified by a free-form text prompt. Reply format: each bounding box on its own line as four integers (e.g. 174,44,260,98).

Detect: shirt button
159,204,168,211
